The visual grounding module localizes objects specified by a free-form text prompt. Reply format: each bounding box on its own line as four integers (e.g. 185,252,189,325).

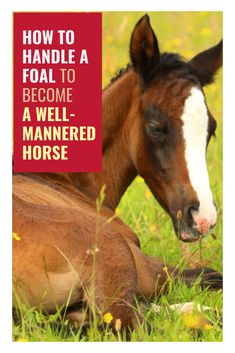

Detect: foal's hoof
182,267,223,290
200,268,223,290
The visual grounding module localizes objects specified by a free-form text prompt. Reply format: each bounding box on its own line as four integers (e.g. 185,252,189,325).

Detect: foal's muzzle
172,202,217,242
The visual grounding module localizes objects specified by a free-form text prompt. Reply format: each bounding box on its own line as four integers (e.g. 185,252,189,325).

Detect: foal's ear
130,14,160,83
189,40,223,86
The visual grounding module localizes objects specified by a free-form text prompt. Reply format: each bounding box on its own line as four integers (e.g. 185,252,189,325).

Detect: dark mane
148,52,200,85
108,52,198,88
110,63,133,84
159,52,186,70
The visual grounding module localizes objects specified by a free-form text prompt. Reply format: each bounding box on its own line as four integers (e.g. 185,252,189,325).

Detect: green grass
13,280,222,342
13,12,223,342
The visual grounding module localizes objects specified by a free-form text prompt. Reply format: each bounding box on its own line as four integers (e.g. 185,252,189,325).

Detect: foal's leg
180,267,223,290
65,234,143,333
127,242,222,299
127,242,170,298
89,235,143,332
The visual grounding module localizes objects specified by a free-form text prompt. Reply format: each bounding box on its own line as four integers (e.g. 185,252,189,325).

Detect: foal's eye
146,122,166,137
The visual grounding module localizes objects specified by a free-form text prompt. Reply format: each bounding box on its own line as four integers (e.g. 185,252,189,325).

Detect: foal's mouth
173,220,215,243
178,229,205,243
170,205,217,242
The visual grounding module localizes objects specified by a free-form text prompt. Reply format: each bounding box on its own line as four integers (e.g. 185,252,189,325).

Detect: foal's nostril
185,203,199,225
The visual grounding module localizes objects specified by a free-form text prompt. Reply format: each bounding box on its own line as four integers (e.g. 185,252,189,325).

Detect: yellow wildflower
145,189,152,199
115,207,121,215
171,38,182,47
16,338,28,342
103,312,113,324
181,50,194,59
187,26,193,33
106,34,114,44
199,12,208,17
12,232,21,241
149,224,156,233
183,313,211,330
200,28,212,37
206,243,213,249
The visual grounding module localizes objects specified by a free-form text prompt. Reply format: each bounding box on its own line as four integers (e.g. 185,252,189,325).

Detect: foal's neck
68,70,139,210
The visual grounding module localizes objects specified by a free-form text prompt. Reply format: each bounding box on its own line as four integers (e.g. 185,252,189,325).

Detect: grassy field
13,12,223,342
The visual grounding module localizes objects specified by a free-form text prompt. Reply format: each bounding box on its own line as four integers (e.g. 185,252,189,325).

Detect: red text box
13,12,102,172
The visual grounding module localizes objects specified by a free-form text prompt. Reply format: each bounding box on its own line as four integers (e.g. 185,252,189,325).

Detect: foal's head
129,15,222,242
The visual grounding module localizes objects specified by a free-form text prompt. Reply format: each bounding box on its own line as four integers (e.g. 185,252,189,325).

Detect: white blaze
181,87,217,229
